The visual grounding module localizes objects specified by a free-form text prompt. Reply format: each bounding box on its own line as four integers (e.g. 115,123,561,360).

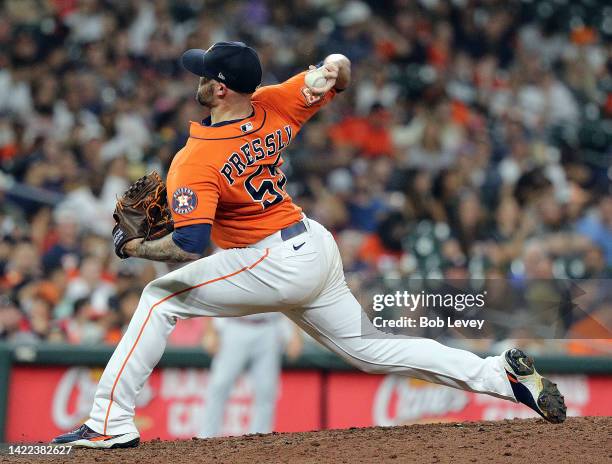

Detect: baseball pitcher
53,42,566,448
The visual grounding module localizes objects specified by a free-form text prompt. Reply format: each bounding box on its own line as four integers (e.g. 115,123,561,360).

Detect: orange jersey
166,72,337,249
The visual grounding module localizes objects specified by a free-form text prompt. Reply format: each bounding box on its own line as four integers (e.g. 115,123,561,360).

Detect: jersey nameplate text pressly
219,125,293,185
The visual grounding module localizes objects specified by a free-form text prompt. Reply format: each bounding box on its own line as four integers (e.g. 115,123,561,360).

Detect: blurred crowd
0,0,610,353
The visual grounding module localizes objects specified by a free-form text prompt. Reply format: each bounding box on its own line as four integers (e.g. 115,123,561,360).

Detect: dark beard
196,85,214,107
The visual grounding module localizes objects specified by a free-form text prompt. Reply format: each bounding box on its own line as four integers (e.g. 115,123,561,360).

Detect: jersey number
245,164,287,209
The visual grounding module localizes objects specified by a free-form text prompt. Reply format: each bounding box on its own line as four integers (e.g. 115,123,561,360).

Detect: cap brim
181,49,207,76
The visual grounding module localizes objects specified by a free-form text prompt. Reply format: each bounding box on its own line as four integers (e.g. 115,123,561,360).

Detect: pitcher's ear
216,82,228,97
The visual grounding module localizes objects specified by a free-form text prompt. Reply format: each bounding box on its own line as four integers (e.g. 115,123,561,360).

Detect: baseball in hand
305,68,327,90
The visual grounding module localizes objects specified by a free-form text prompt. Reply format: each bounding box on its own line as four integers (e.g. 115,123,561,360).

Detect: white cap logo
218,72,225,80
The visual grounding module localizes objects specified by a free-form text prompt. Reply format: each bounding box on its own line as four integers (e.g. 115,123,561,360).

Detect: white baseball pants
199,318,283,437
86,218,515,435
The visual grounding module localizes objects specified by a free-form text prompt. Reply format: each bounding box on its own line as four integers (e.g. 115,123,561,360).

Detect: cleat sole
538,378,567,424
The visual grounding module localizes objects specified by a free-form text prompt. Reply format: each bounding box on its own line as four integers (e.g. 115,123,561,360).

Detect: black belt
280,220,307,241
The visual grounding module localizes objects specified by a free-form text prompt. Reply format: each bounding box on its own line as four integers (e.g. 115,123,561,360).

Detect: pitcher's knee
141,279,177,315
340,353,388,374
355,360,389,374
142,278,167,300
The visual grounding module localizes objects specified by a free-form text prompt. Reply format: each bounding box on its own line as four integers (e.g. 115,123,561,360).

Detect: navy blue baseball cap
181,41,262,94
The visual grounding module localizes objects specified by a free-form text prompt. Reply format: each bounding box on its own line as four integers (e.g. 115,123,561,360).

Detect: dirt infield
3,416,610,464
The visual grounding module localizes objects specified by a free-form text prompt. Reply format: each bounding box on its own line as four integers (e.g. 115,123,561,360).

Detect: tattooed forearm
125,234,201,263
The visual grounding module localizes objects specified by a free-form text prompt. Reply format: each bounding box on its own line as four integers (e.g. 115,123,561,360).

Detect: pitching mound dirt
3,416,610,464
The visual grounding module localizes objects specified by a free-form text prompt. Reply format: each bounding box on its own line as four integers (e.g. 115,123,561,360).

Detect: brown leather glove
112,172,174,259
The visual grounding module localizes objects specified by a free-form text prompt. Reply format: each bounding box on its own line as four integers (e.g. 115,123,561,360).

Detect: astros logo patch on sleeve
172,187,198,214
